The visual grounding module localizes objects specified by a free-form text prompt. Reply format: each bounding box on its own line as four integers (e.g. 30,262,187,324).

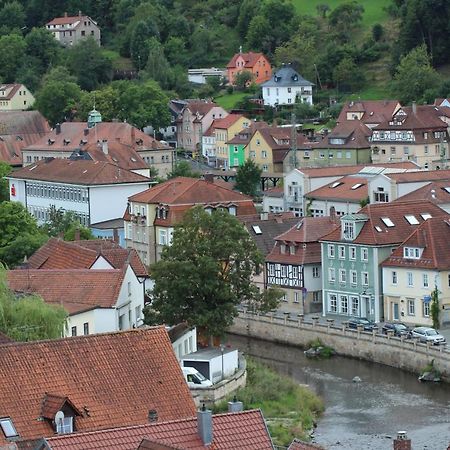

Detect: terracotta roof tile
337,100,400,125
321,200,449,245
395,180,450,205
46,15,94,26
43,409,273,450
384,169,450,183
9,159,150,185
305,176,368,202
0,328,196,446
184,101,218,117
213,114,245,130
7,269,125,314
381,217,450,270
288,439,324,450
227,52,267,69
315,121,371,149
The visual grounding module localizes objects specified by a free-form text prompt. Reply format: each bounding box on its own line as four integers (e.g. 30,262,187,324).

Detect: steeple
87,108,102,129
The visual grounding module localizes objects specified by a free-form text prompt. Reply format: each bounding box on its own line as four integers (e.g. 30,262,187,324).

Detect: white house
261,64,314,107
7,158,152,225
7,265,145,337
0,84,35,111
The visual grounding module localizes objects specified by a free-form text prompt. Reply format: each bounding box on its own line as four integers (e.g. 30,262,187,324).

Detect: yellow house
0,84,35,111
213,114,250,168
245,126,291,173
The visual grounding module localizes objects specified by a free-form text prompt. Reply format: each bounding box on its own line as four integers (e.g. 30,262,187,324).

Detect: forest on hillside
0,0,449,127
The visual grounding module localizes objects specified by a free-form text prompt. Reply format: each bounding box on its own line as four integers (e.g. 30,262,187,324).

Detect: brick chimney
393,431,411,450
197,405,213,446
203,173,214,183
74,228,81,241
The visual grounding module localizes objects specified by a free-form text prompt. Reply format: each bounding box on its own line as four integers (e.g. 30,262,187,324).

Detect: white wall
307,198,360,217
262,195,284,213
263,86,313,107
90,256,114,269
172,328,198,361
89,183,150,224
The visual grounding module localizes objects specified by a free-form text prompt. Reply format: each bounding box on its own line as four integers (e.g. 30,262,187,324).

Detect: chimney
227,396,243,413
113,228,119,243
84,128,89,136
329,206,336,222
393,431,411,450
74,228,81,241
412,101,417,115
101,139,108,155
78,10,82,17
260,212,269,221
55,123,61,135
64,12,68,17
131,126,136,145
197,405,213,446
204,173,214,183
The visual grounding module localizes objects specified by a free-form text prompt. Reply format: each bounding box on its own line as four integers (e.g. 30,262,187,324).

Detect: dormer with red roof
45,11,101,46
227,50,272,86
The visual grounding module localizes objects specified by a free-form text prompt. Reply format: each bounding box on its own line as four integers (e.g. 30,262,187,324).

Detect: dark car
382,322,411,337
348,317,377,331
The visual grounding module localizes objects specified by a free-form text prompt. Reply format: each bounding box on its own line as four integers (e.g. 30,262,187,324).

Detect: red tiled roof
227,121,268,145
305,176,368,202
395,181,450,205
383,169,450,183
227,52,268,69
0,328,196,445
8,158,150,185
288,439,324,450
381,217,450,270
321,200,449,245
0,84,23,100
7,268,125,314
185,101,218,117
337,100,400,125
46,15,95,26
213,114,245,130
315,121,371,149
43,409,273,450
25,238,148,277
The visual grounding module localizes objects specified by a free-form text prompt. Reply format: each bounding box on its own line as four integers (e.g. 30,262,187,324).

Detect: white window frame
422,273,429,288
350,270,357,286
329,294,337,313
407,298,415,316
328,244,335,258
312,266,320,278
392,271,397,285
338,245,345,259
349,247,356,260
362,271,369,286
361,247,368,262
339,269,346,284
328,267,336,282
340,295,348,314
407,272,413,287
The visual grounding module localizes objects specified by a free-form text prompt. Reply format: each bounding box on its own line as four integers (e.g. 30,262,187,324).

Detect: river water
226,334,450,450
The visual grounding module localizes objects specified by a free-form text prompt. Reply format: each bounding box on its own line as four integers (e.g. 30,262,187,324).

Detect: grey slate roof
262,66,314,88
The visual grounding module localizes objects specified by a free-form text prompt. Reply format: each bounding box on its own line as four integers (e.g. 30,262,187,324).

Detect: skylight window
0,418,18,438
330,182,342,189
375,226,382,232
252,225,262,235
351,183,363,190
421,213,432,220
444,187,450,194
404,215,419,225
381,217,395,227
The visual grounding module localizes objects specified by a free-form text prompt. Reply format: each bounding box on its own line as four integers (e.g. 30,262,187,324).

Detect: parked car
410,327,446,345
382,322,411,337
348,317,377,331
182,367,213,388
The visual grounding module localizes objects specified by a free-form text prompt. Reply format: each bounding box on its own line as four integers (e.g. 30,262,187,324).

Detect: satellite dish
55,411,65,423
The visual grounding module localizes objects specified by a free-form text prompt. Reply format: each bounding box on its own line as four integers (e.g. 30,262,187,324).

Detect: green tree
234,70,254,90
25,28,60,71
42,206,94,240
66,38,113,91
316,3,330,18
0,1,25,32
333,56,365,92
0,162,12,202
391,45,441,104
130,21,151,69
237,0,262,38
0,266,67,341
0,202,47,267
167,161,201,179
0,33,26,82
35,68,82,125
164,36,188,67
143,206,282,339
372,23,384,42
328,1,364,42
430,286,440,330
77,85,120,122
145,37,170,87
235,159,262,197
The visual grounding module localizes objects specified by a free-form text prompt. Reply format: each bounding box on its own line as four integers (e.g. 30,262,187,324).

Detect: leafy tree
164,36,188,66
237,0,262,38
77,85,120,122
143,206,282,339
66,38,113,91
0,1,25,32
130,21,151,69
333,56,365,92
42,206,94,240
316,3,330,18
390,45,441,104
35,67,82,125
168,161,201,179
430,286,440,330
145,37,170,87
0,33,26,82
0,162,12,203
328,1,364,42
25,28,60,71
0,266,67,341
234,70,254,90
235,159,262,197
372,23,384,42
0,202,47,267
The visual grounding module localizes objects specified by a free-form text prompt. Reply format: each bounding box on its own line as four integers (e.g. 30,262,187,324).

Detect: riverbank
214,358,324,447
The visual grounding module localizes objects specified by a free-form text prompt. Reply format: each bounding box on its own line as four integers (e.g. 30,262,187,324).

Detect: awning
423,295,431,304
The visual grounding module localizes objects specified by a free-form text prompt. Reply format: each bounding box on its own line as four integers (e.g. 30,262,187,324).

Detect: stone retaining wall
229,312,450,382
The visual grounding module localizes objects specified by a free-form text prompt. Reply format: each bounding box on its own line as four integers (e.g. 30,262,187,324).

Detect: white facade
305,198,360,217
262,194,284,213
8,178,150,226
172,328,198,361
263,86,313,107
202,134,216,158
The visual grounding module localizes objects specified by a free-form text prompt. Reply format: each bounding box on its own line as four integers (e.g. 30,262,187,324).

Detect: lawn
215,92,248,110
292,0,392,27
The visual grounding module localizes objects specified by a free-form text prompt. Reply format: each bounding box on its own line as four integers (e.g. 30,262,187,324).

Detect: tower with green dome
87,108,102,128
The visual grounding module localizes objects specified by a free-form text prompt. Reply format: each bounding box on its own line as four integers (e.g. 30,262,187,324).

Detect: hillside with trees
0,0,449,127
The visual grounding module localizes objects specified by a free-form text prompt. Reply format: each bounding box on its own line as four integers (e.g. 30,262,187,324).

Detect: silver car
411,327,446,345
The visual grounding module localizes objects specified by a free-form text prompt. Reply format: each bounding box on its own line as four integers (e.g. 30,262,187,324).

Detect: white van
182,367,213,388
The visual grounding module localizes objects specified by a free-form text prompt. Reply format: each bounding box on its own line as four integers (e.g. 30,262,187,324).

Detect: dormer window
41,394,81,436
289,245,295,255
280,244,286,254
0,417,18,439
403,247,422,259
342,221,355,240
229,205,236,216
56,416,73,434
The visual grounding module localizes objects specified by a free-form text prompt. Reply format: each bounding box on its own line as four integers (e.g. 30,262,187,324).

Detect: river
226,334,450,450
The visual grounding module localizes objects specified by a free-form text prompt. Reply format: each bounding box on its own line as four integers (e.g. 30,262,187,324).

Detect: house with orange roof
305,175,369,217
266,214,339,314
7,265,145,336
367,168,450,204
45,11,101,46
0,328,196,448
337,100,401,129
0,83,35,111
125,176,257,264
226,50,271,85
381,217,450,326
320,201,449,322
7,158,152,226
371,103,450,169
38,406,274,450
176,100,227,154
